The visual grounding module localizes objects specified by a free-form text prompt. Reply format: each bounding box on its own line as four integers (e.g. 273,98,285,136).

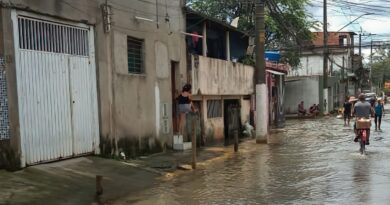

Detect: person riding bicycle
353,94,374,145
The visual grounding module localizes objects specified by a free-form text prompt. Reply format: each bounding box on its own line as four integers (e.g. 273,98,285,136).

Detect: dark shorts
178,103,191,114
344,113,351,120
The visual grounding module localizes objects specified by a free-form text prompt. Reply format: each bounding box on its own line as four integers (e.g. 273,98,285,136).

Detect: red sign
385,82,390,88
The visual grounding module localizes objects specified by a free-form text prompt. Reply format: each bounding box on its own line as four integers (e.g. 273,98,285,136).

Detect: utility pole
370,39,373,91
359,33,362,56
342,56,347,96
321,0,328,114
255,0,267,143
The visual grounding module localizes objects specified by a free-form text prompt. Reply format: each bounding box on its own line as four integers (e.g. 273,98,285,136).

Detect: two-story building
284,32,356,114
183,9,288,145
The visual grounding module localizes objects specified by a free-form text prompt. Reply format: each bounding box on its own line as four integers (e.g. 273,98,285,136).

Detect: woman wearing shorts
177,84,194,135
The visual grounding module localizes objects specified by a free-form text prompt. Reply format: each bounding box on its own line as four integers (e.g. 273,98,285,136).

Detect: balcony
189,54,254,96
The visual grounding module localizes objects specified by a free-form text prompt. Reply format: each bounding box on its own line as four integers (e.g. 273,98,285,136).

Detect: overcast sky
307,0,390,60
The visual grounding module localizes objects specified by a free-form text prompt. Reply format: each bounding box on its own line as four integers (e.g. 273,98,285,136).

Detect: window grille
207,100,222,118
0,57,10,140
127,36,144,74
17,16,89,56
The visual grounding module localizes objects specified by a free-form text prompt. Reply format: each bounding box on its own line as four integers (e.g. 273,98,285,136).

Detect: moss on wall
0,143,21,171
99,135,164,159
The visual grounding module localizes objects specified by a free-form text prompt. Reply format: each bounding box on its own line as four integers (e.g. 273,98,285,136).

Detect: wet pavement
112,115,390,205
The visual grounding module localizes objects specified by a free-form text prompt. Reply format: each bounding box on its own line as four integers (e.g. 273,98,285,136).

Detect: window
339,35,347,46
207,100,222,118
127,36,144,74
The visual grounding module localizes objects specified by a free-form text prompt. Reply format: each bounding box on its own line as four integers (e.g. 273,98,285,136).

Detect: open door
171,62,179,134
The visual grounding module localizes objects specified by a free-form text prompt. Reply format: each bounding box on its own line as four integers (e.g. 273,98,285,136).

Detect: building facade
285,32,356,114
0,0,187,167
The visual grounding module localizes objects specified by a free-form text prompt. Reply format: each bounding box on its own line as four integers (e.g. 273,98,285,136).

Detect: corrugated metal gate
0,57,10,140
12,12,99,165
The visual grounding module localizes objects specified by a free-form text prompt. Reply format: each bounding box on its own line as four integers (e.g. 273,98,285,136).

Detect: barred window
127,36,144,74
207,100,222,118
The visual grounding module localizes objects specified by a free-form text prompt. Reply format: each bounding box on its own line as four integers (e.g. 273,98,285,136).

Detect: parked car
364,93,376,100
364,92,376,106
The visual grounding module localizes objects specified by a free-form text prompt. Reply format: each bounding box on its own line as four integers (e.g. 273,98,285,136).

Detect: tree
186,0,318,68
370,48,390,89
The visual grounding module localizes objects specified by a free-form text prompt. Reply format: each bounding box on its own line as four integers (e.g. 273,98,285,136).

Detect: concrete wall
191,55,254,95
240,97,251,125
284,76,320,114
199,96,224,143
1,0,187,159
197,95,249,144
106,0,187,153
290,53,350,77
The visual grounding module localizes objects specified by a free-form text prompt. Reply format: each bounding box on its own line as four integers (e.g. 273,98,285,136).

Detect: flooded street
114,116,390,205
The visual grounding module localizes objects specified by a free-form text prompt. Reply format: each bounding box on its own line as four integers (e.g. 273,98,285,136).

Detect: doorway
224,99,240,146
171,61,180,134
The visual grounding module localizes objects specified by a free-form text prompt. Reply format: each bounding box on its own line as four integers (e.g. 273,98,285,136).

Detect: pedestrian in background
343,96,352,126
374,99,385,131
298,101,306,116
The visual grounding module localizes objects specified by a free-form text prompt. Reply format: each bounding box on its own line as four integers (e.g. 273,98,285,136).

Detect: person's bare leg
179,113,184,135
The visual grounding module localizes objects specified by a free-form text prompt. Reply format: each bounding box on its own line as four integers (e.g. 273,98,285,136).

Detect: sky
307,0,390,61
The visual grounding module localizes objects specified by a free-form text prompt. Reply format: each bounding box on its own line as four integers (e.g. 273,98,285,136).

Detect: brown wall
312,32,353,46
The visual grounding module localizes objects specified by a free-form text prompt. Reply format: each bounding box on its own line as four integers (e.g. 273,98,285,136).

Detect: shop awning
266,69,285,75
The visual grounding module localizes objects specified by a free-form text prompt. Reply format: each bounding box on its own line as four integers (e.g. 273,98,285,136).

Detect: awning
266,69,285,75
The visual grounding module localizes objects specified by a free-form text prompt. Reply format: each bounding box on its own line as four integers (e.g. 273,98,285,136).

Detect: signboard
385,82,390,88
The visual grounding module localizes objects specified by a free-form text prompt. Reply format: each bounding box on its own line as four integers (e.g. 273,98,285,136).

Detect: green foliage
187,0,318,68
384,88,390,95
239,55,255,66
370,48,390,88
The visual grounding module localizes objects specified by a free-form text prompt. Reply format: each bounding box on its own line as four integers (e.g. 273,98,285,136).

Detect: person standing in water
343,96,352,126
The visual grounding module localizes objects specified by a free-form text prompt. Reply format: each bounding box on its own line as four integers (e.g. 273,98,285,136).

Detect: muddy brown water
113,117,390,205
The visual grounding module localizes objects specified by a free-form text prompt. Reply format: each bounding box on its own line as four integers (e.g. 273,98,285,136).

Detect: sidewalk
0,143,235,205
385,103,390,114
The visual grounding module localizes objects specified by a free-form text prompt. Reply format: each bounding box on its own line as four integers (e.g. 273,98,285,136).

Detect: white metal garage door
12,12,99,166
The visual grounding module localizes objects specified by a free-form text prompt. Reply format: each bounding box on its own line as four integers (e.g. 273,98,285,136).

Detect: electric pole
342,56,347,96
370,39,373,91
255,0,267,143
359,33,362,56
322,0,328,113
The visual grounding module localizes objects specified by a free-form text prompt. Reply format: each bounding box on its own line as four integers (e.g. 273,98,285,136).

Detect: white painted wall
284,76,320,114
289,53,350,77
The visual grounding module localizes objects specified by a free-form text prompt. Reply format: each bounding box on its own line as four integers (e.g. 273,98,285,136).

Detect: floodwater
114,116,390,205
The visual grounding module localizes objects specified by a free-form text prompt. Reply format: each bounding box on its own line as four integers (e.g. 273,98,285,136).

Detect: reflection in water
112,118,390,205
352,158,371,204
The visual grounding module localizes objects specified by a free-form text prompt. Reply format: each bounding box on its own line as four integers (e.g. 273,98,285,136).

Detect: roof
266,61,289,74
184,7,249,36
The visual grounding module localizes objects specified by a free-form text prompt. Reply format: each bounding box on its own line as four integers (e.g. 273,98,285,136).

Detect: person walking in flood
343,96,352,126
374,99,385,131
177,84,195,136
